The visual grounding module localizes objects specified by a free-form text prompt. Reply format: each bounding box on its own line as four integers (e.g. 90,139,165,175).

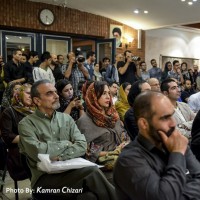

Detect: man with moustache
114,91,200,200
18,79,116,200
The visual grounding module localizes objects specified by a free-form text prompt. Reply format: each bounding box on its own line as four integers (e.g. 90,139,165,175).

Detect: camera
131,56,141,62
77,57,85,63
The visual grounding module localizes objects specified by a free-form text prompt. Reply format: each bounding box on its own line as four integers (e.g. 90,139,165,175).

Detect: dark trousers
33,166,116,200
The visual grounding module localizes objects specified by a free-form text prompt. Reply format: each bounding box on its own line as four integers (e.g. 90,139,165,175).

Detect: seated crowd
0,48,200,199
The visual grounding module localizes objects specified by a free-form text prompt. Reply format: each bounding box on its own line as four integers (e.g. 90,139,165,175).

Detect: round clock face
39,9,55,25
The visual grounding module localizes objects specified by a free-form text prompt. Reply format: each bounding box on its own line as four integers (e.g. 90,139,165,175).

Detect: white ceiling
29,0,200,30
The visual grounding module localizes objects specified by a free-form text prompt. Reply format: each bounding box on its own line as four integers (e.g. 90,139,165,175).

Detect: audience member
4,49,27,84
108,81,119,105
24,51,39,84
161,61,172,82
32,51,55,85
140,61,150,81
65,52,89,95
181,79,195,103
49,53,64,82
148,59,162,81
77,81,128,182
124,80,151,141
18,79,116,199
93,63,103,81
84,51,96,80
167,60,184,86
117,50,140,85
114,91,200,200
161,78,196,138
115,82,131,121
0,84,35,181
57,54,66,75
56,79,84,121
147,78,160,92
105,54,122,84
188,91,200,113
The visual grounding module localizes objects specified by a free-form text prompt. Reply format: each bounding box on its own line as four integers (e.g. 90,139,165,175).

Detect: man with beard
114,91,200,200
49,53,64,82
161,78,196,138
18,79,116,200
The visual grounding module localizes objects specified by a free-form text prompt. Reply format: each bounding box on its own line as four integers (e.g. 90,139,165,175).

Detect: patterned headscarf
12,84,35,116
85,82,119,128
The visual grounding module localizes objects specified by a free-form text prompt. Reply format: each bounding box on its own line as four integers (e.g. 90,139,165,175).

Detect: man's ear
138,118,149,130
33,97,40,106
163,91,168,96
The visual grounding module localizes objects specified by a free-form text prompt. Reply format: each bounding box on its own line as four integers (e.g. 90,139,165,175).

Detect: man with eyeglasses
167,60,184,86
147,78,160,92
161,78,195,139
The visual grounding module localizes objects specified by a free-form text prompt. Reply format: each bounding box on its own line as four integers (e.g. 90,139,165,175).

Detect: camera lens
77,57,85,63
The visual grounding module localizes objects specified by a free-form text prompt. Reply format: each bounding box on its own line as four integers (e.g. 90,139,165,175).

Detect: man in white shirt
188,92,200,113
33,51,55,85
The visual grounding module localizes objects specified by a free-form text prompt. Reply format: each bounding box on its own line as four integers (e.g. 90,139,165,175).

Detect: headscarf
115,84,130,121
11,84,35,116
85,82,119,128
1,82,22,108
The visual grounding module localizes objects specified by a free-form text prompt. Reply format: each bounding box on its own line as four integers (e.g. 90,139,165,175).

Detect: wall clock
39,9,55,26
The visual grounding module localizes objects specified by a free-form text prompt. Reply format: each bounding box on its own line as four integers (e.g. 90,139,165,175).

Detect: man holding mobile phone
114,91,200,200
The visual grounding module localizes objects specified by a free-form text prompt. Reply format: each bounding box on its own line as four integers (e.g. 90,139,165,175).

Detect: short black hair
13,49,21,55
28,51,39,60
108,81,119,87
160,78,176,92
40,51,51,62
112,27,122,36
102,57,110,62
173,60,179,66
86,51,95,59
121,82,131,91
31,79,51,99
22,53,28,60
57,55,63,59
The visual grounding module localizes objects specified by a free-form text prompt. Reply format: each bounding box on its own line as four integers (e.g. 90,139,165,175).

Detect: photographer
117,50,141,85
65,51,89,95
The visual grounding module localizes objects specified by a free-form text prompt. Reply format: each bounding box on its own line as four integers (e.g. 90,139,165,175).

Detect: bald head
147,78,160,92
134,91,168,122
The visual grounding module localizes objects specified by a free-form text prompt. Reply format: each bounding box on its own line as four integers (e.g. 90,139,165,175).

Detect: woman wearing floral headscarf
115,82,131,122
0,84,35,181
77,81,128,182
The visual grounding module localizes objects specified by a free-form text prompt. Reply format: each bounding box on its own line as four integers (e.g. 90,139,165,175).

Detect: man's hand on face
158,129,188,155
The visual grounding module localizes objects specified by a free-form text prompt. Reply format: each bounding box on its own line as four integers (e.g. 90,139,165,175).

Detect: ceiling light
193,0,197,1
134,9,139,14
181,0,186,1
19,36,22,39
6,37,9,40
188,1,193,5
144,10,148,14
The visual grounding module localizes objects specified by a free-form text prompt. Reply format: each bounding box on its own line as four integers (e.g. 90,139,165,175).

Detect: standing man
117,50,140,85
32,51,55,85
24,51,39,84
114,91,200,200
18,80,116,200
167,60,184,86
84,51,96,80
65,53,89,95
148,59,162,81
57,54,66,75
4,49,27,84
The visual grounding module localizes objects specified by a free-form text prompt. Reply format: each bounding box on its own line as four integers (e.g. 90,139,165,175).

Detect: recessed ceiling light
181,0,186,1
134,9,139,14
144,10,148,14
193,0,197,1
188,1,193,5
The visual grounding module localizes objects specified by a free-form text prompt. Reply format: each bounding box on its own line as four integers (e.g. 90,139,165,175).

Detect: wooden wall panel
0,0,145,59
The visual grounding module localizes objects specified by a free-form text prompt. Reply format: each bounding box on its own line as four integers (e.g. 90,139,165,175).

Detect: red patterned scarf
85,83,119,128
